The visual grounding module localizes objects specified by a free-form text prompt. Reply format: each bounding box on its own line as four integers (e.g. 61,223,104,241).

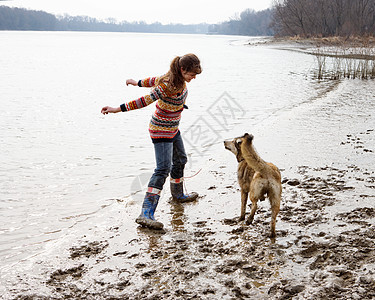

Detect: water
1,31,374,279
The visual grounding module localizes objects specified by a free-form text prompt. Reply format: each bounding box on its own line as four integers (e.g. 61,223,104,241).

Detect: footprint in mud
283,178,301,186
192,220,208,228
47,264,86,284
141,269,158,278
193,229,215,238
299,243,319,258
341,130,374,153
69,241,108,259
222,218,238,226
230,226,246,235
336,207,375,222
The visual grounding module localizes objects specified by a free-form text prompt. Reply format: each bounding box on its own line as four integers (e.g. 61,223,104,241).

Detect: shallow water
1,32,374,297
0,32,310,266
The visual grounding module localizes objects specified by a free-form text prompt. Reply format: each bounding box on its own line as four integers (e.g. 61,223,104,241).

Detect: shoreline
251,36,375,60
265,35,375,46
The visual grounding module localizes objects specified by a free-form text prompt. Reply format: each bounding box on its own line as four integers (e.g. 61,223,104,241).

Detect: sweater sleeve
120,81,168,112
138,77,157,87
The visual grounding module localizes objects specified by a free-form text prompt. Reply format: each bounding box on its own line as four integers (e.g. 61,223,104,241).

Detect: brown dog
224,133,282,238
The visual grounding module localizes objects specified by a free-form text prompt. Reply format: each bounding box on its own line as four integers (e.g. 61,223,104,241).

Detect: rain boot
170,178,198,203
135,192,164,229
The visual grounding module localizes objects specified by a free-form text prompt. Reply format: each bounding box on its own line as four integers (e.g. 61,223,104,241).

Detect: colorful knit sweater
120,77,187,141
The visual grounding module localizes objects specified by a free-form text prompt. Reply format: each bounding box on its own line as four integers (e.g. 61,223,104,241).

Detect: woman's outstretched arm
101,106,121,114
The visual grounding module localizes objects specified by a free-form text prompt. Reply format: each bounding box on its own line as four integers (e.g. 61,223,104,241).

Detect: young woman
101,53,202,230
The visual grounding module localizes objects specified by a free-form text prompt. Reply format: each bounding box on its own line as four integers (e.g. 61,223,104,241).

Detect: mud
6,154,374,300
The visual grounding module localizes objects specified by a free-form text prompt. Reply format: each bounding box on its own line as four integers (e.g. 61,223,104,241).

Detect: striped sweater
120,77,188,141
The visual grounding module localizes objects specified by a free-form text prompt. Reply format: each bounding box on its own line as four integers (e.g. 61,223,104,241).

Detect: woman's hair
156,53,202,93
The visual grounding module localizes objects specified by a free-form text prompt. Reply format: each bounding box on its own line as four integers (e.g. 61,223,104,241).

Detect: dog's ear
243,133,254,142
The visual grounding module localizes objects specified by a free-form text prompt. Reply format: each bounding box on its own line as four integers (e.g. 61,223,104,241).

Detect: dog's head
224,136,243,162
224,133,254,162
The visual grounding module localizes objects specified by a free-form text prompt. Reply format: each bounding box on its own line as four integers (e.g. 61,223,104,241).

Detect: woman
101,53,202,230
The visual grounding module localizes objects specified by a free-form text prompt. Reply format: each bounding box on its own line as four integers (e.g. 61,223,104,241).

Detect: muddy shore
257,35,375,48
2,55,375,299
10,161,375,300
254,36,375,61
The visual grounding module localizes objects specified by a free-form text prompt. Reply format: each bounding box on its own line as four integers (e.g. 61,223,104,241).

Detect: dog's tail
240,133,269,173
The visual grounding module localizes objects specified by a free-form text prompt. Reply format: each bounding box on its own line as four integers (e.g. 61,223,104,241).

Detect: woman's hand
101,106,121,114
126,79,138,86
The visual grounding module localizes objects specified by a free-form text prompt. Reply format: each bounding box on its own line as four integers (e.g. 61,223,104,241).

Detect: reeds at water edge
313,42,375,80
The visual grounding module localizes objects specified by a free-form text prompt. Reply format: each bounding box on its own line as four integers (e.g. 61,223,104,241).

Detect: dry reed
312,39,375,80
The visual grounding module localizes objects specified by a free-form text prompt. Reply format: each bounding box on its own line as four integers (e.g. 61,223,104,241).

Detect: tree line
2,3,375,37
0,6,209,34
0,5,272,36
272,0,375,37
0,6,56,30
208,9,274,36
58,16,209,34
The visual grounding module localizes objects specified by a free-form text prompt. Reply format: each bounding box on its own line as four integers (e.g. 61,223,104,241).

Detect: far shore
254,35,375,60
272,35,375,46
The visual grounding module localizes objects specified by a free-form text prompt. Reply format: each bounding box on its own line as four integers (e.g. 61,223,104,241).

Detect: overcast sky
2,0,273,24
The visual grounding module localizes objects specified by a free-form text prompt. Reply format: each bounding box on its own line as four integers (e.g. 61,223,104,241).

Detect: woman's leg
170,134,198,202
136,142,173,229
171,133,187,180
148,142,173,192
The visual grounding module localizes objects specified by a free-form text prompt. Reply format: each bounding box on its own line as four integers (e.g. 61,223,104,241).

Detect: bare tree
272,0,375,37
273,0,309,36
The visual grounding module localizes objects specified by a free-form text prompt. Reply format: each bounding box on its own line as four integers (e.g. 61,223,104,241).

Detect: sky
2,0,273,24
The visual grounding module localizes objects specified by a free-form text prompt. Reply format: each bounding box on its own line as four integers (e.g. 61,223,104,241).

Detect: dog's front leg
239,190,248,221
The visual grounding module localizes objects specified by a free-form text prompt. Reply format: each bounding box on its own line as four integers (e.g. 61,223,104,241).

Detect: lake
1,31,373,279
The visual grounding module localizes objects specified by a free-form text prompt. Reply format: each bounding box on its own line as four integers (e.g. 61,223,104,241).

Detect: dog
224,133,282,238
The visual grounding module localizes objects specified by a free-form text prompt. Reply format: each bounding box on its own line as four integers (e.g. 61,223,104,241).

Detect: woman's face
181,69,197,82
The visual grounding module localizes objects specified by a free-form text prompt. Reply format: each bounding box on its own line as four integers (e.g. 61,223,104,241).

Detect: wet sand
3,76,375,299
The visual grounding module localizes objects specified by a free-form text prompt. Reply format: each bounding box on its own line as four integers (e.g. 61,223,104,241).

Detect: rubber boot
135,192,164,229
170,178,198,203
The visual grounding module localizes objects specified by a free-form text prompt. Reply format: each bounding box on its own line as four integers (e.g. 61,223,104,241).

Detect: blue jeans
148,132,187,191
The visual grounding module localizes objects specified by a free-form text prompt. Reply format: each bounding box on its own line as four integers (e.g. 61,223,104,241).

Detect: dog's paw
245,218,254,225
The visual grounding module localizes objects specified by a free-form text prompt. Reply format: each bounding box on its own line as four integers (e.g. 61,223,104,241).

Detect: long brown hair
156,53,202,93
